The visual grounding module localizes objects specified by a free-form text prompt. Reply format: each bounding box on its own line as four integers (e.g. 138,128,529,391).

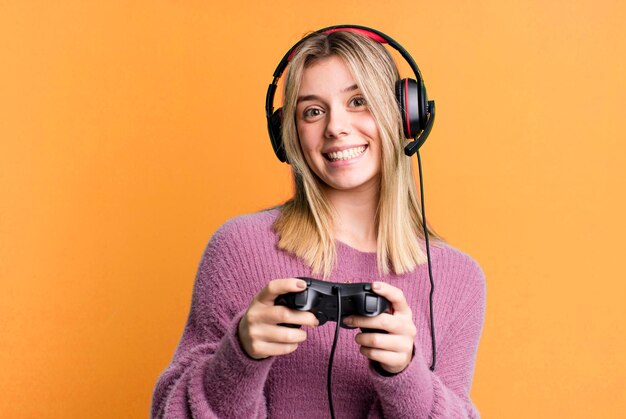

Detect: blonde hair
273,30,445,279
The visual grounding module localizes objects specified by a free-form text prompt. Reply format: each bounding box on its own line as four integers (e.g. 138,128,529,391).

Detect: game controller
274,277,391,334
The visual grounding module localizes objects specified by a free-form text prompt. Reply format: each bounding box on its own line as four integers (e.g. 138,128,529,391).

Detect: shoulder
200,207,284,273
194,206,283,286
210,207,282,247
428,241,486,297
437,243,484,280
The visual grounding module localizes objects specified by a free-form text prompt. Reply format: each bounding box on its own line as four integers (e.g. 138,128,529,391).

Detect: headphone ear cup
419,80,429,129
395,78,427,139
268,108,288,163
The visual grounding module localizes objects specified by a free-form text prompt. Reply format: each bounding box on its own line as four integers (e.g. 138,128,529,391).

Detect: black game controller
274,277,390,334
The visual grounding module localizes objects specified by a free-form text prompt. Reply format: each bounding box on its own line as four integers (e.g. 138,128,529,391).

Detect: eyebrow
297,84,359,104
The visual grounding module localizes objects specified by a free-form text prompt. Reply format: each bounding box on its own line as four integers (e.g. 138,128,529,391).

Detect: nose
324,106,351,139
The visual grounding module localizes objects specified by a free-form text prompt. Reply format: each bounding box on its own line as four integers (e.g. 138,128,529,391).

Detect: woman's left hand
343,282,417,374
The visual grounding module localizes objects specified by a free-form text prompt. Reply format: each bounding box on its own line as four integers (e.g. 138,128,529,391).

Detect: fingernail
297,280,306,289
344,317,353,325
372,282,381,290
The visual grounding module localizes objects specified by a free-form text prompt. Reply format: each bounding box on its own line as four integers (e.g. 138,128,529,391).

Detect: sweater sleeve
367,258,486,418
151,222,275,419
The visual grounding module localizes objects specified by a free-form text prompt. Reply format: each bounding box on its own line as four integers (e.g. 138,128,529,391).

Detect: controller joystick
274,277,390,334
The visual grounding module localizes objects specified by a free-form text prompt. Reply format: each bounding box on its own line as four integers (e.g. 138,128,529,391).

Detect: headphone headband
266,25,425,119
265,24,435,162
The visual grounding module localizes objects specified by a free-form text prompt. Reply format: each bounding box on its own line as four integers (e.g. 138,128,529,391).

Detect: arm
367,266,486,418
151,225,275,419
370,298,484,418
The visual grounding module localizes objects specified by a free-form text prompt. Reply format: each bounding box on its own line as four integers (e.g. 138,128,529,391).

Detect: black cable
323,148,435,419
327,286,341,419
417,150,437,372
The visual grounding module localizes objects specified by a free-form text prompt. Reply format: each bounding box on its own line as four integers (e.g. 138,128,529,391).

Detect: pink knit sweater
151,208,486,418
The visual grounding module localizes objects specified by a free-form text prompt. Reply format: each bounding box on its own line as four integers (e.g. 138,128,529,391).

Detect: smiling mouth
323,145,367,162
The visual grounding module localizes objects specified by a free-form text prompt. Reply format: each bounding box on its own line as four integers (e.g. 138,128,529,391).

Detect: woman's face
295,55,382,195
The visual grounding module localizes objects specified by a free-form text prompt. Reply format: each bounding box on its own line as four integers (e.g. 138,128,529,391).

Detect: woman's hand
238,278,319,360
344,282,417,374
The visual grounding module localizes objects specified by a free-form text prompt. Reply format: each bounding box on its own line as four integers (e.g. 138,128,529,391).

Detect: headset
265,24,436,162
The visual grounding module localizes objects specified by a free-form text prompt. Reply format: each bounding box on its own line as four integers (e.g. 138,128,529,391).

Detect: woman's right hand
238,278,319,360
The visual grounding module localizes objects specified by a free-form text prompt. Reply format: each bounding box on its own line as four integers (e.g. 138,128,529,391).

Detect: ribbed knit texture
151,208,486,418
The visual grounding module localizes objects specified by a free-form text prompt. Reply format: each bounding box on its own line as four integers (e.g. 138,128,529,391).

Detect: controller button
294,290,308,308
365,295,378,314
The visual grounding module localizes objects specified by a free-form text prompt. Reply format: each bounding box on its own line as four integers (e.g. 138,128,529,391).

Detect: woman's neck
322,183,379,252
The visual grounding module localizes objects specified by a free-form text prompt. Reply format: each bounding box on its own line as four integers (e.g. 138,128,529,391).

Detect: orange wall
1,1,625,417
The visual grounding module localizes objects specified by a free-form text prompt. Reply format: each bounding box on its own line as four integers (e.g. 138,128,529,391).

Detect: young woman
152,27,486,418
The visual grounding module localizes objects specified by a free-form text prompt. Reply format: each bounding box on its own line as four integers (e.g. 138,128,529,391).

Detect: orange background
1,1,625,418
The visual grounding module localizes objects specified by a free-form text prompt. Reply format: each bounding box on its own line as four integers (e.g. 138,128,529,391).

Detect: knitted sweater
151,208,486,418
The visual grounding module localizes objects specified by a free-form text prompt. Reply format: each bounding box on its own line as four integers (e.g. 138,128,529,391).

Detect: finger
359,347,410,373
371,282,411,314
257,278,307,305
355,332,413,353
344,313,399,333
250,323,309,344
269,306,319,328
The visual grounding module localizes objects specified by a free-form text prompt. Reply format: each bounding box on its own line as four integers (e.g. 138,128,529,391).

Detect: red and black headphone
265,24,436,163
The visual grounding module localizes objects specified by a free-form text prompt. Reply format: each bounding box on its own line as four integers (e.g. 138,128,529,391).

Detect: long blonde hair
273,30,445,279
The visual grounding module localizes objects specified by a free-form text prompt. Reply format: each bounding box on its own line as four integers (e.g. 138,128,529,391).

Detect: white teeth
326,146,366,161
